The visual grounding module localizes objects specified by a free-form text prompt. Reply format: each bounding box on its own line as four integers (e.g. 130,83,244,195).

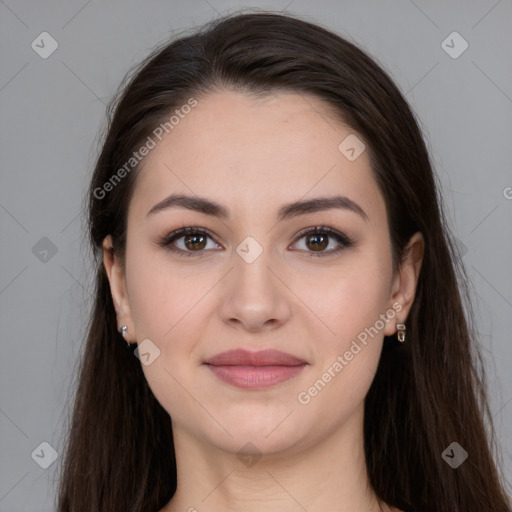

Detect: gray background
1,0,511,510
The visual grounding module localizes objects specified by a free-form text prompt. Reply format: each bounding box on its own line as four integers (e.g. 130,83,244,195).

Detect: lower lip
205,364,306,389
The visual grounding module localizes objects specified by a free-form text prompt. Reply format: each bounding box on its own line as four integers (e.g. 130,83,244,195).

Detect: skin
103,90,424,512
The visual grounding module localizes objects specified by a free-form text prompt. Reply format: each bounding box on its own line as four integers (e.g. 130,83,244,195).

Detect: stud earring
396,323,406,343
119,325,130,348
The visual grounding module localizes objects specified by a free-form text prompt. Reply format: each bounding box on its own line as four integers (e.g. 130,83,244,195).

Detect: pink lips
203,349,307,389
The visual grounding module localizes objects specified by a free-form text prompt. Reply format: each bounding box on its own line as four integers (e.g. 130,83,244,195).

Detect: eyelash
158,225,354,258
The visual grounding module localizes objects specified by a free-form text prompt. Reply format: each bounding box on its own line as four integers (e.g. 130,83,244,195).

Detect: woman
56,11,511,512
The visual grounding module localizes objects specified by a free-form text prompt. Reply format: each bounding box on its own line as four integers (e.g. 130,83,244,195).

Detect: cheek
125,243,198,343
300,256,392,350
124,248,212,411
294,262,391,424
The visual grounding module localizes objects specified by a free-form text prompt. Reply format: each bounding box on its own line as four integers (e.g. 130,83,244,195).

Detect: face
104,90,422,457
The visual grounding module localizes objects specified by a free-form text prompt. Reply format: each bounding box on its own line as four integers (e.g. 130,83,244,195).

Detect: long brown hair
56,11,511,512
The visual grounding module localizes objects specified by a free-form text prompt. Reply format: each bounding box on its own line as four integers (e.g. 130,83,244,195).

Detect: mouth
203,349,308,389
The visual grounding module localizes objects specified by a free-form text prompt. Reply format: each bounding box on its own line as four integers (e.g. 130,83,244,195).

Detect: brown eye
159,227,222,257
305,233,329,251
291,226,354,257
184,233,207,251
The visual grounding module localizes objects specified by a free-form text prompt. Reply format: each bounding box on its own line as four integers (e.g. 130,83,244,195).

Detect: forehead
129,90,386,225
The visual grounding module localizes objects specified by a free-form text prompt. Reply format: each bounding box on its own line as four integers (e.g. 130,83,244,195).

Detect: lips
203,349,308,389
204,349,307,367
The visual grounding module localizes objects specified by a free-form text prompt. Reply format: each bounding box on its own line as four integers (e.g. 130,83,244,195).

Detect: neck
163,404,392,512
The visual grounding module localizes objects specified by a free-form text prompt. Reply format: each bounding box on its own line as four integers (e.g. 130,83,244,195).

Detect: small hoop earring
396,323,406,343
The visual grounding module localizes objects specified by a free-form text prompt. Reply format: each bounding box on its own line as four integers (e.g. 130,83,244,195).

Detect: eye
158,227,222,257
158,225,354,258
290,225,354,257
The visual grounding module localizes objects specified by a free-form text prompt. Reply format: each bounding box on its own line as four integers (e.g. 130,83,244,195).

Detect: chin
201,411,316,458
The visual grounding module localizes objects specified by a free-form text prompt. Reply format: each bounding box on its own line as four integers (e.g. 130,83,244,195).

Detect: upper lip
204,349,307,366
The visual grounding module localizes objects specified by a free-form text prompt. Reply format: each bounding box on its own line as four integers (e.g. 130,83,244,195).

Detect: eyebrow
147,193,369,222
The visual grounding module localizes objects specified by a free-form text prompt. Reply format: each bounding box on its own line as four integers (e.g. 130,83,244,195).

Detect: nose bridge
233,234,277,297
219,234,291,331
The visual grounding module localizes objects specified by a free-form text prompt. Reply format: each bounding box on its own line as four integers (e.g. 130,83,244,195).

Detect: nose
218,246,292,333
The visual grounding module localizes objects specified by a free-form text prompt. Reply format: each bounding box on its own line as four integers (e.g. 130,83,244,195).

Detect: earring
396,323,406,343
119,325,130,348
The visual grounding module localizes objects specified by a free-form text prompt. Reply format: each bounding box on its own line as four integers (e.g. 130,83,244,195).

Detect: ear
384,231,425,336
102,235,136,343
